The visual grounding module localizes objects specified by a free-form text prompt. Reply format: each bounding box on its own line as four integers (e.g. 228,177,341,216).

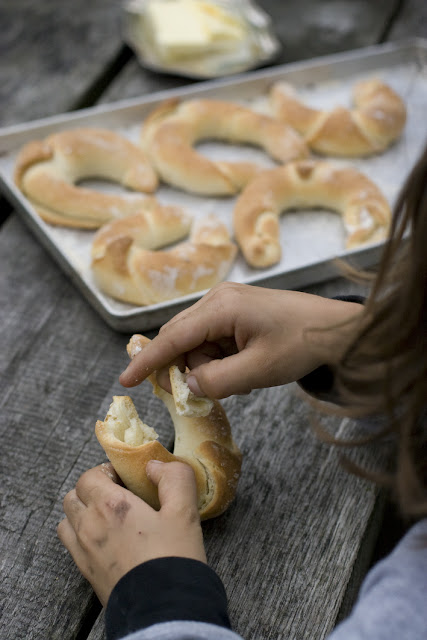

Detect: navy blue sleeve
298,295,365,399
105,557,232,640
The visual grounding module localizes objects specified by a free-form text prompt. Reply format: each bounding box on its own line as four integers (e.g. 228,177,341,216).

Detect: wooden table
1,2,426,639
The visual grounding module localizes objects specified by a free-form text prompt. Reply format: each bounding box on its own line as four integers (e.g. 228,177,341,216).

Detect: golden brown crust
91,198,191,256
233,159,391,267
14,140,53,188
14,128,159,228
91,214,237,306
195,440,242,516
270,79,406,157
94,427,177,510
140,98,309,195
95,335,242,520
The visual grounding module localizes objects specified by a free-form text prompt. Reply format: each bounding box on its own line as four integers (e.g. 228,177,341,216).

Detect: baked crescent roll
270,79,406,157
233,159,391,267
91,214,237,306
140,97,309,195
14,128,159,228
95,335,242,520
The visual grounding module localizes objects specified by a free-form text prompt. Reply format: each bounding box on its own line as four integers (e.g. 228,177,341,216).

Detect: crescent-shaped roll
233,160,391,268
14,128,159,228
140,97,309,195
95,334,242,520
91,213,237,306
270,79,406,157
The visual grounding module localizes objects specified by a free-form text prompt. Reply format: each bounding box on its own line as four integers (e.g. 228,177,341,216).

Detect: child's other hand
57,461,206,607
119,282,362,399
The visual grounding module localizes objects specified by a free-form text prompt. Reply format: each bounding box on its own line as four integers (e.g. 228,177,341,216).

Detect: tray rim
0,36,425,140
1,37,426,332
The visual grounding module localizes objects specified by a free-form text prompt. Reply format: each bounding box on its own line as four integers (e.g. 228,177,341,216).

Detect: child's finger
57,517,81,559
75,464,129,506
146,461,199,517
62,489,86,529
187,346,266,399
119,297,236,387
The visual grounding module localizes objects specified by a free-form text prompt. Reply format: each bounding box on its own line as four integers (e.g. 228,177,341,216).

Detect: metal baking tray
1,38,426,332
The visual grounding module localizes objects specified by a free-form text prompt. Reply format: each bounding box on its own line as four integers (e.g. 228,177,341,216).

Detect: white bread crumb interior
105,395,159,446
169,365,214,417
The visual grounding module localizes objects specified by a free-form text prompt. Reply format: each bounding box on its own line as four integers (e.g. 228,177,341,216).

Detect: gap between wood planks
378,0,406,43
74,596,103,640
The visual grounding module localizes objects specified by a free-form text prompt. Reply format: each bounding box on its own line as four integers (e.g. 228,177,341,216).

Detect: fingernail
187,375,202,396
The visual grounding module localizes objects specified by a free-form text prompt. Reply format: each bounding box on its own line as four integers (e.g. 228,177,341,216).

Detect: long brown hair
331,142,427,519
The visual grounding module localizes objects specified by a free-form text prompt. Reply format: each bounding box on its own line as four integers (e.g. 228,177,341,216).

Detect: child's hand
57,461,206,607
120,282,362,399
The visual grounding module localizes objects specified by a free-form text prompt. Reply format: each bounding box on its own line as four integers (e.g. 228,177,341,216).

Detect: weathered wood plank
0,215,159,639
0,0,126,127
388,0,427,38
259,0,401,61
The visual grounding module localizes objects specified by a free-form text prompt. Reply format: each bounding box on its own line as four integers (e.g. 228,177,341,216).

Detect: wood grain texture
259,0,402,61
0,215,157,639
0,0,125,127
388,0,427,38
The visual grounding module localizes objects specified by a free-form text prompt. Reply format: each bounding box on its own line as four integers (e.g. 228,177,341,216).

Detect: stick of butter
145,0,247,61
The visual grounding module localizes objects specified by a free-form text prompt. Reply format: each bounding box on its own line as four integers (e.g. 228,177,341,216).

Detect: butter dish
123,0,281,78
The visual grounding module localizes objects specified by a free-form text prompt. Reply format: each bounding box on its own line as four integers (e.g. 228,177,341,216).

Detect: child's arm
58,461,243,640
328,518,427,640
120,283,363,400
104,518,427,640
57,461,206,607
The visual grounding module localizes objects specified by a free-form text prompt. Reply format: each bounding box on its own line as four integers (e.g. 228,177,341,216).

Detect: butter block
145,0,247,61
146,1,210,59
198,3,246,43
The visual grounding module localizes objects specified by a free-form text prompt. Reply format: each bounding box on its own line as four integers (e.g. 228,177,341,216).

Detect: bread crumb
169,365,213,417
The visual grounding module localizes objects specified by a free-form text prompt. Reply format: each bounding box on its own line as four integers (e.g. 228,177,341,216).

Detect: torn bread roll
14,128,158,228
95,334,242,520
140,97,309,195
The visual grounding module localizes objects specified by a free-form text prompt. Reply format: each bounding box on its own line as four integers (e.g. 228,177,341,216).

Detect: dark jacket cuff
105,557,231,640
298,294,365,399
